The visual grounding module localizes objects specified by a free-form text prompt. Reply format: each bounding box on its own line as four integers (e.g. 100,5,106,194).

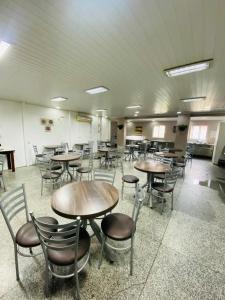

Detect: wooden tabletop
51,154,80,162
44,145,60,149
51,180,119,219
155,152,179,158
134,160,170,174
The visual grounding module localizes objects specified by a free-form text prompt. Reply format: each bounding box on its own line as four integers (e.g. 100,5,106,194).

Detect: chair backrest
61,142,69,153
93,169,116,185
38,161,54,177
0,184,28,240
0,154,5,173
33,145,38,155
165,169,179,188
30,213,81,271
132,185,145,227
160,157,173,166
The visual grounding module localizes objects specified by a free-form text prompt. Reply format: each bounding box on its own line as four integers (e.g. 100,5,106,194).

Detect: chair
151,169,179,214
98,185,145,275
120,160,139,199
0,184,58,280
174,157,187,177
154,157,173,182
33,145,46,164
30,213,90,299
69,150,83,176
38,161,62,195
93,169,116,185
76,153,94,181
0,154,6,191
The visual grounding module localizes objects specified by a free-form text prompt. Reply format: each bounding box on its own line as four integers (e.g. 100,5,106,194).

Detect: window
190,125,207,141
153,125,165,138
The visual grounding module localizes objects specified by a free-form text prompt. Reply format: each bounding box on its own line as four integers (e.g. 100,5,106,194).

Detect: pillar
116,119,126,146
174,114,190,152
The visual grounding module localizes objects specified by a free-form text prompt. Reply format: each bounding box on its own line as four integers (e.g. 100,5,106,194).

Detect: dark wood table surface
134,160,170,174
51,180,119,219
0,149,15,172
44,145,60,149
51,154,80,162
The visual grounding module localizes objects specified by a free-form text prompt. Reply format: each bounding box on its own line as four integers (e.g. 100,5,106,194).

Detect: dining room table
155,151,180,159
99,148,116,168
51,180,119,259
134,160,170,207
51,153,80,181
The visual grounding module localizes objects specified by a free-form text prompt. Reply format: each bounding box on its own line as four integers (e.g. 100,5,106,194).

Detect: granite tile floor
0,158,225,300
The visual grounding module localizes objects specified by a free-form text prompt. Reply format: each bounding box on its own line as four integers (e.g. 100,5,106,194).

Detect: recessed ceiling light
135,111,140,114
177,111,182,114
85,86,109,94
180,96,206,102
56,106,60,109
51,97,68,102
126,105,142,109
164,59,213,77
96,109,107,112
0,41,10,58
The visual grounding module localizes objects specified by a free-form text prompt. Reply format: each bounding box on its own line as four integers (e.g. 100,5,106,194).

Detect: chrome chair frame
38,161,62,195
76,152,94,181
98,185,145,275
93,169,116,185
30,213,90,299
151,169,179,213
120,159,139,199
0,184,41,280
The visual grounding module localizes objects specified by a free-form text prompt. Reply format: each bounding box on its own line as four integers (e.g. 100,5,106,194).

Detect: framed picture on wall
135,126,143,135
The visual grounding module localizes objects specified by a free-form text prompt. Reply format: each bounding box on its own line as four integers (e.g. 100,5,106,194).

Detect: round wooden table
51,180,119,250
155,152,179,159
134,160,170,207
51,154,80,181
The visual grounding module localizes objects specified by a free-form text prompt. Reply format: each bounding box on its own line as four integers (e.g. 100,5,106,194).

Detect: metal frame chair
0,154,6,191
76,152,94,181
33,145,46,164
38,161,62,195
0,184,58,280
98,185,145,275
119,159,139,199
151,169,179,213
30,213,90,299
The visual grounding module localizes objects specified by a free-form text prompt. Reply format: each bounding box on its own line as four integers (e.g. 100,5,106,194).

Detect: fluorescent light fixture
56,106,60,109
164,59,213,77
51,97,68,102
85,86,109,94
180,96,206,103
126,105,142,109
96,109,107,112
177,111,181,114
135,111,140,114
0,41,10,58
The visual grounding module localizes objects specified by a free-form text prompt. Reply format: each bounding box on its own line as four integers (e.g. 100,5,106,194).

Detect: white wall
0,99,110,167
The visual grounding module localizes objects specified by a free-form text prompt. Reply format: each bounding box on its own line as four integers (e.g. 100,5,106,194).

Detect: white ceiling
0,0,225,118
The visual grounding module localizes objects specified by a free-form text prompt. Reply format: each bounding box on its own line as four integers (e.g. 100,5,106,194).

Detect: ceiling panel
0,0,224,117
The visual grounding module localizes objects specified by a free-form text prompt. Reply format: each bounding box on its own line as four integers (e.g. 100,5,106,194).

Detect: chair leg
44,265,50,297
122,181,124,199
98,235,106,269
161,193,164,215
14,244,20,281
41,179,43,195
74,267,80,300
1,176,6,191
171,192,174,210
130,236,134,275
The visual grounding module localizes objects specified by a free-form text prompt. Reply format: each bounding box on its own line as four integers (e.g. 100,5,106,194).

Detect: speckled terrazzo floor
0,158,225,300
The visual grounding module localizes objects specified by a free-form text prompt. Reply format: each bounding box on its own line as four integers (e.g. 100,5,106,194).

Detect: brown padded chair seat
122,175,139,184
154,174,165,180
47,227,90,266
16,216,58,248
101,213,135,241
42,172,61,180
51,165,62,171
76,167,92,173
69,162,81,168
152,182,173,193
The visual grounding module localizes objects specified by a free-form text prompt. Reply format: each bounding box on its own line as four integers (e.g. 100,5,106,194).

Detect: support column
174,114,190,153
117,119,126,146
